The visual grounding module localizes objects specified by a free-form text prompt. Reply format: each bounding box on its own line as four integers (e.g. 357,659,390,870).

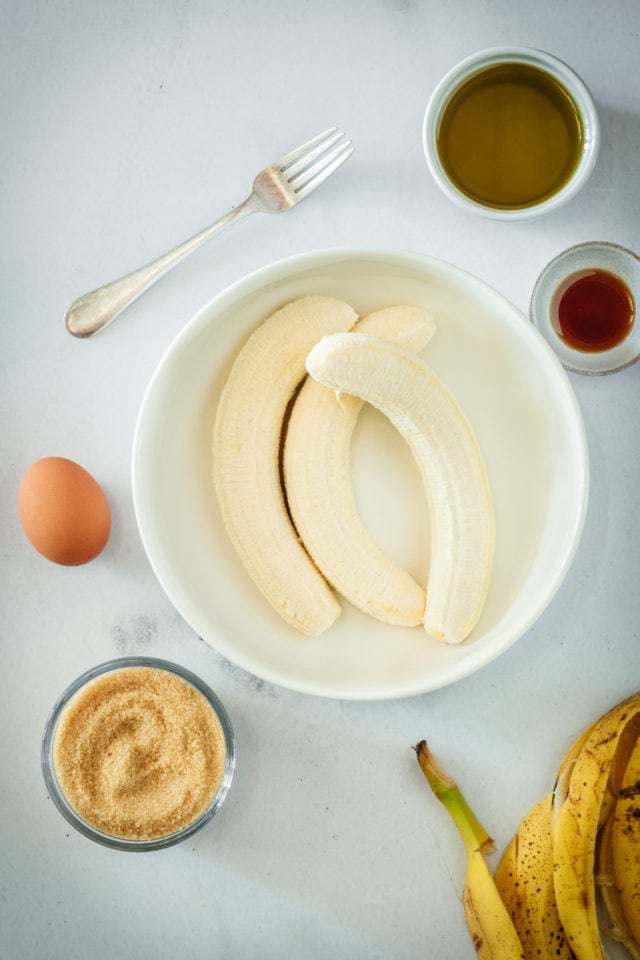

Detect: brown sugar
53,666,227,840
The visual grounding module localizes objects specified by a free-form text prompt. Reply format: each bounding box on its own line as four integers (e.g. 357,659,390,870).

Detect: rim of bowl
422,46,601,221
530,240,640,375
41,656,236,851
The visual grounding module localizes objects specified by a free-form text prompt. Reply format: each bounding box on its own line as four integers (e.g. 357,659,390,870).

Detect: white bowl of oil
422,47,600,220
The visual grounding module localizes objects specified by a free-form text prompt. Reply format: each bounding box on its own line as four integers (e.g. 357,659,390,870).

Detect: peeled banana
212,295,357,636
283,305,435,626
414,741,525,959
306,333,494,644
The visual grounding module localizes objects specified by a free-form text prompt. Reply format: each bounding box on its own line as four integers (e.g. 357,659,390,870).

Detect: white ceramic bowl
132,248,588,700
422,46,600,221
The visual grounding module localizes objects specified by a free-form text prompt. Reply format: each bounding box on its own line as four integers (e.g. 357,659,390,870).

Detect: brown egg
18,457,111,566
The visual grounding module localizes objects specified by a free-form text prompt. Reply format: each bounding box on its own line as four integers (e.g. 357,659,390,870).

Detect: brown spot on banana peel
620,780,640,800
471,932,484,954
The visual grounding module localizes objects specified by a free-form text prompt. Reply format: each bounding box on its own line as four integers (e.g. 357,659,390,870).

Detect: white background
2,1,639,957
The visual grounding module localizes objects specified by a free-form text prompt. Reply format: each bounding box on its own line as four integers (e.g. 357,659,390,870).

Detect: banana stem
414,741,494,855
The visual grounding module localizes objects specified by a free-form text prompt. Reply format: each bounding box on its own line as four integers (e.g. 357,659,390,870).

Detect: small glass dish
41,656,236,851
530,241,640,375
422,46,600,221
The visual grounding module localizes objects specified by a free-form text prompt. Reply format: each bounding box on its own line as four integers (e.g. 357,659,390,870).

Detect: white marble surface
2,1,639,957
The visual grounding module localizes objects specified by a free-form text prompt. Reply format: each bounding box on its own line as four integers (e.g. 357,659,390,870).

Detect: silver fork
64,127,354,337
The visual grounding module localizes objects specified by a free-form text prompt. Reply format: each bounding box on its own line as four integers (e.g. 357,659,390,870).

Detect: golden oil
437,63,584,209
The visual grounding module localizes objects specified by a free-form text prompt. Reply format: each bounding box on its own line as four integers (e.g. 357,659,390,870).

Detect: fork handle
64,196,257,337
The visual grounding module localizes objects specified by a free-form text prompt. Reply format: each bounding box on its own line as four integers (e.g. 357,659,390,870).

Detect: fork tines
279,126,354,197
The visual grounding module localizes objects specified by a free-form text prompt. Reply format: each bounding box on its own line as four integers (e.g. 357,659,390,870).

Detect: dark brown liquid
552,269,634,352
437,63,583,209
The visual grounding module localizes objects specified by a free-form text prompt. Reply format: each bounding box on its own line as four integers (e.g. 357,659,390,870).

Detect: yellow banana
554,720,594,789
554,719,616,828
609,722,640,948
552,692,640,959
493,725,596,960
596,810,640,958
495,793,575,959
414,741,524,959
